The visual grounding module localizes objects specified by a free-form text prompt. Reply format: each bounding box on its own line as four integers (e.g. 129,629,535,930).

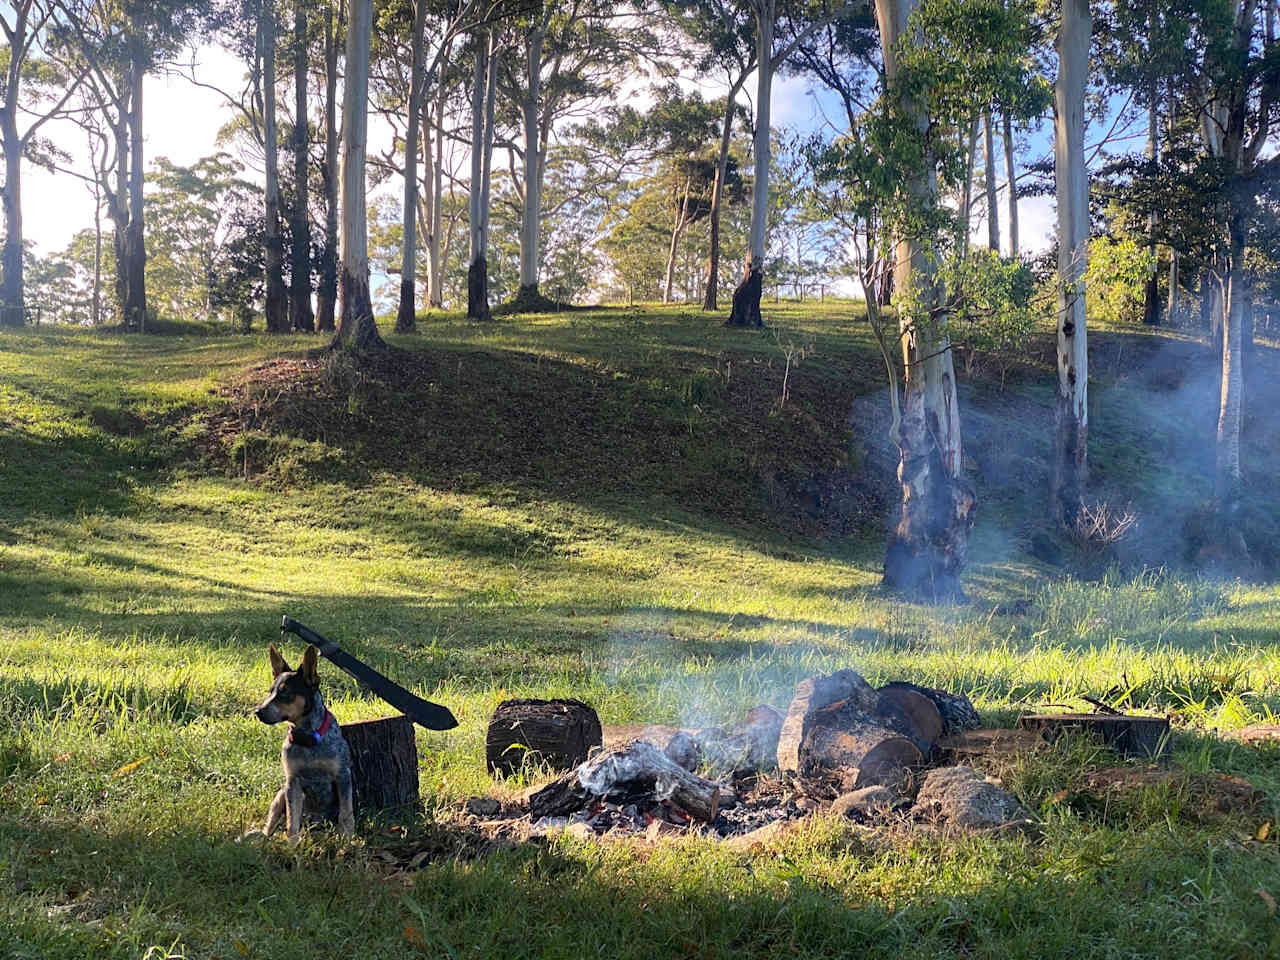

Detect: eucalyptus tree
660,0,756,311
1,0,86,324
811,0,1046,598
316,0,342,331
467,24,499,319
1052,0,1090,528
724,0,863,328
495,0,653,307
289,0,314,332
260,0,288,331
332,0,383,348
55,0,210,331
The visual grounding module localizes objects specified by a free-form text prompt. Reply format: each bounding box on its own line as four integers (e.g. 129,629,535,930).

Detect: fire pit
464,669,1049,842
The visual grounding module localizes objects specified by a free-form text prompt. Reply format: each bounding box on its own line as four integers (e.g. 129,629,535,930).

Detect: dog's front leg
336,771,355,836
285,779,306,841
263,787,287,836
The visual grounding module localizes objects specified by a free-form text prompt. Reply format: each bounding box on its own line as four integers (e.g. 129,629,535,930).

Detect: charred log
528,739,721,822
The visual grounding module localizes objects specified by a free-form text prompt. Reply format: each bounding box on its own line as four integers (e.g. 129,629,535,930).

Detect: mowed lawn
1,308,1279,959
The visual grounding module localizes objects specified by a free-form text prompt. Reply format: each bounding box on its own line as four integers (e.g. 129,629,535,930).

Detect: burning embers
469,671,1035,842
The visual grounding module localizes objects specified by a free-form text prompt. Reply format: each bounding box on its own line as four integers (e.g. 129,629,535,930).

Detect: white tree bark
1002,112,1018,257
983,109,999,252
875,0,972,599
960,116,979,255
517,12,549,295
334,0,382,348
1052,0,1090,526
396,0,428,332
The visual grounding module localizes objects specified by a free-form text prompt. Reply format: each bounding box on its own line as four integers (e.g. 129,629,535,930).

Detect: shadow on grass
2,802,1277,960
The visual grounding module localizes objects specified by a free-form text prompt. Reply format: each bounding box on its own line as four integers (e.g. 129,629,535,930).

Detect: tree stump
342,715,420,814
486,698,602,777
1017,713,1171,759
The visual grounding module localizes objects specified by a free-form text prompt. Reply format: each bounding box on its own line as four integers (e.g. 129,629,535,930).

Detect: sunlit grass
1,311,1278,958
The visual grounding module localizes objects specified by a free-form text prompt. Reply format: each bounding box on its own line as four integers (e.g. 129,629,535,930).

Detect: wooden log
777,670,882,777
343,715,420,814
486,698,602,777
800,713,923,796
937,727,1045,764
1017,713,1171,759
527,739,721,822
880,681,980,735
877,686,943,752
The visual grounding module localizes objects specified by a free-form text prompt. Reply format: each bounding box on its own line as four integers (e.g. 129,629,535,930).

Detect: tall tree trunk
396,0,428,333
421,76,441,309
109,112,129,325
316,0,341,332
92,178,102,325
960,116,979,256
1167,250,1179,324
1142,80,1161,326
123,51,147,332
333,0,383,350
1051,0,1090,528
728,7,773,328
429,78,446,309
290,0,314,332
467,32,492,320
1002,111,1018,257
1216,219,1246,501
702,73,747,312
516,15,548,300
875,0,973,601
263,0,288,333
664,176,692,303
983,109,999,252
0,110,23,325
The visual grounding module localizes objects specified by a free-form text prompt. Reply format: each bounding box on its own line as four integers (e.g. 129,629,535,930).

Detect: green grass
1,306,1279,958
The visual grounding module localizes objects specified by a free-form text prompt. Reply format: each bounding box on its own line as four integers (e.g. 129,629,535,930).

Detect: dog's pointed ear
269,643,290,677
301,645,320,686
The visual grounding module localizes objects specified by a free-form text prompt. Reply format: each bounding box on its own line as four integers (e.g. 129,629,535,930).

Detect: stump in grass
343,715,420,814
486,698,602,777
1017,713,1172,759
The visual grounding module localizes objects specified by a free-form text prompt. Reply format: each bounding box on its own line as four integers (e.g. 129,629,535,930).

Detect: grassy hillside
1,305,1278,958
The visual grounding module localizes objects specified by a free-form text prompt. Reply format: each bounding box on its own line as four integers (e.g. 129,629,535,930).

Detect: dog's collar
288,709,333,747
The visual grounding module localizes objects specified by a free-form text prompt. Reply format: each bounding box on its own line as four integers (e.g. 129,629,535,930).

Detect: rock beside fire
913,766,1031,829
831,785,903,821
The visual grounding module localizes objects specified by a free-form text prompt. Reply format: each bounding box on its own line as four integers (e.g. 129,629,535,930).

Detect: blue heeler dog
254,643,355,838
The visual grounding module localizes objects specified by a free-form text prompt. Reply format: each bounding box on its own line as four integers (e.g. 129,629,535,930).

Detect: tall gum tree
873,0,972,598
290,0,314,332
727,0,860,327
1,1,86,324
1051,0,1090,528
333,0,384,349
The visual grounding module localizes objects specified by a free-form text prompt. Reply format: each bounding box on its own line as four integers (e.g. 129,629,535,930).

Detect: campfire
469,671,1044,842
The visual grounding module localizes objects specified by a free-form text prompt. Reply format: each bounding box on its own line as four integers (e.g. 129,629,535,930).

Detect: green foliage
1085,235,1157,326
940,248,1039,382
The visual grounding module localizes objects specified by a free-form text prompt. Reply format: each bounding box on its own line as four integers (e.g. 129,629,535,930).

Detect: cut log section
486,698,602,777
777,670,882,777
343,715,420,814
1017,713,1171,759
877,686,943,752
528,739,721,822
880,681,980,735
800,716,923,795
